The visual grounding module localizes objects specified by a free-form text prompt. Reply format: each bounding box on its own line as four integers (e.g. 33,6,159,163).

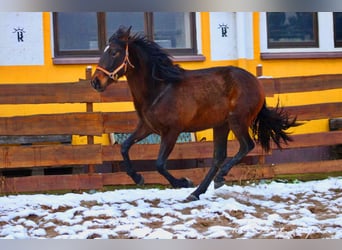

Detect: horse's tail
252,101,300,152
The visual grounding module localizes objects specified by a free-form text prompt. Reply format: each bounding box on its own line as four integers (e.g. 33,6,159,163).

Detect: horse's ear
114,25,132,42
127,26,132,35
123,26,132,41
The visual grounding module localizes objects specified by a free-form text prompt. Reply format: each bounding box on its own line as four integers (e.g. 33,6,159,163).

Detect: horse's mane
110,29,185,84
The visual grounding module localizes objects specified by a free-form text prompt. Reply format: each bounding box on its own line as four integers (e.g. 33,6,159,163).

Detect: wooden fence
0,74,341,194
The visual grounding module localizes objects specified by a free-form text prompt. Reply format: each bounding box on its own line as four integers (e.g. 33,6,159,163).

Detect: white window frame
260,12,342,58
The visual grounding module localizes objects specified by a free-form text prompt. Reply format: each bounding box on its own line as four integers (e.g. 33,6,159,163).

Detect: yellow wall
1,12,341,82
0,12,341,144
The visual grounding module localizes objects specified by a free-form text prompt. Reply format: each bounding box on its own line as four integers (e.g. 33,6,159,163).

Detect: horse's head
91,26,134,92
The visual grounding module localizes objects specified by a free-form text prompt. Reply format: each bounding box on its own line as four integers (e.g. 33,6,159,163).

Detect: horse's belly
185,108,230,131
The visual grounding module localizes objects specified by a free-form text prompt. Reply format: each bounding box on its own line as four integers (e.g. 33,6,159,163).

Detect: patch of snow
145,228,174,239
0,177,341,239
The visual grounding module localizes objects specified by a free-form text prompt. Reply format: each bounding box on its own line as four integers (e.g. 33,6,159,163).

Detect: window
53,12,197,60
54,13,100,56
334,12,342,47
266,12,318,48
153,13,194,53
260,12,342,59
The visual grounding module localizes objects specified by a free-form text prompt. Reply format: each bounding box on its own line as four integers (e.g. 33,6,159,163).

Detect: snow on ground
0,177,341,239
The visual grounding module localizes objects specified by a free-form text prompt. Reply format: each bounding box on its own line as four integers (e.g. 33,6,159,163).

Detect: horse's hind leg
187,123,230,201
214,115,255,189
121,121,152,185
156,130,193,188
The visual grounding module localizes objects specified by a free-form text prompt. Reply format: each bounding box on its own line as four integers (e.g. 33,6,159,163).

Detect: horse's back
183,65,264,102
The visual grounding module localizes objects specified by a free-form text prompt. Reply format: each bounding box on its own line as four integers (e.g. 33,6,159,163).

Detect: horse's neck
126,74,164,111
126,46,167,112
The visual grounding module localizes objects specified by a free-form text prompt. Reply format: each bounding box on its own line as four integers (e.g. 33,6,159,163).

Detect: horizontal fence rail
0,113,104,136
261,74,342,96
0,81,132,104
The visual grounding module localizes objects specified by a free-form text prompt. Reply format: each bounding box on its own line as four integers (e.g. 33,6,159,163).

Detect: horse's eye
112,50,120,58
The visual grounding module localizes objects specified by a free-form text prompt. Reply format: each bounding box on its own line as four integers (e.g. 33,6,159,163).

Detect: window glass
154,12,192,49
267,12,318,48
334,12,342,47
56,12,98,51
106,12,145,40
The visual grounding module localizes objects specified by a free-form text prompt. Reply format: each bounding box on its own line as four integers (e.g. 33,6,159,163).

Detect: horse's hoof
133,174,144,186
214,181,225,189
185,194,199,202
137,175,144,186
179,177,194,188
172,177,194,188
184,177,194,188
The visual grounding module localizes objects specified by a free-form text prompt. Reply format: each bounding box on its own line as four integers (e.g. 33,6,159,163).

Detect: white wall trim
209,12,253,61
195,12,202,55
236,12,254,59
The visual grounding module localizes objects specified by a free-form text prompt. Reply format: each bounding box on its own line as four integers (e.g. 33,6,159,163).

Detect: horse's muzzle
90,78,105,92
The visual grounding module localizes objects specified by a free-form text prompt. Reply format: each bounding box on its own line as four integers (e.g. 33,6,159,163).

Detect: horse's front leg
121,121,152,185
156,130,194,188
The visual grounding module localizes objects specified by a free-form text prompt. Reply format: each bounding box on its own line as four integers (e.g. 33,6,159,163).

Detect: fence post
256,64,263,77
85,66,96,174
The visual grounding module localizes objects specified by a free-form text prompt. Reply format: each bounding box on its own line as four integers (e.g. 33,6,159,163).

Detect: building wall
1,12,341,82
0,12,341,144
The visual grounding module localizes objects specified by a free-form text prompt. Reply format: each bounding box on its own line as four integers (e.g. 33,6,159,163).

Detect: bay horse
91,26,298,201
